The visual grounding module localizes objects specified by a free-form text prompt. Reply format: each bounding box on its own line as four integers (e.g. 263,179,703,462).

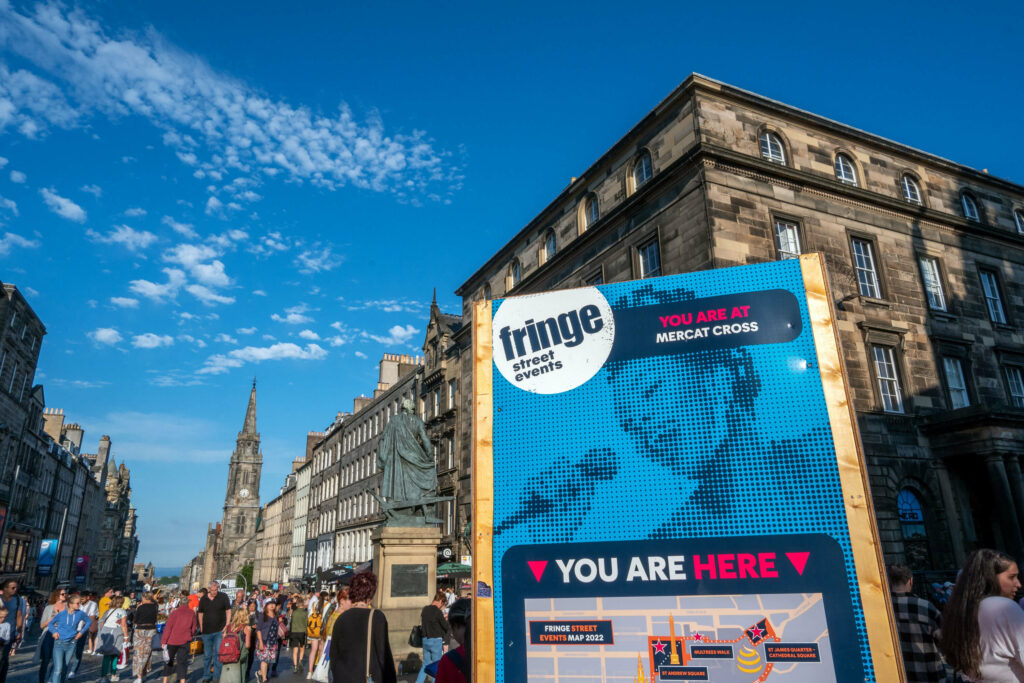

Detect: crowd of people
0,571,470,683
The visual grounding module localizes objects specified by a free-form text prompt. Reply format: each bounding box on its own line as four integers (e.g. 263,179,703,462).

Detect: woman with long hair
37,589,66,683
218,608,251,683
941,548,1024,681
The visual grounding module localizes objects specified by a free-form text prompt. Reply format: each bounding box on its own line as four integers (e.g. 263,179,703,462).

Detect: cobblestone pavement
7,628,419,683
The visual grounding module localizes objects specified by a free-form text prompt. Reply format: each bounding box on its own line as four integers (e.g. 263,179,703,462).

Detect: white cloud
298,329,319,340
9,170,26,183
354,351,367,359
214,333,238,344
252,289,267,297
86,225,158,251
0,157,6,168
161,215,197,239
261,334,275,341
177,334,207,349
88,327,122,345
163,243,232,287
365,323,418,346
123,206,146,217
271,303,313,325
39,187,86,222
0,231,38,256
0,3,457,200
109,296,138,308
0,196,18,215
236,327,257,335
327,335,346,347
186,283,235,306
50,378,109,389
204,196,223,215
249,231,289,257
81,184,102,197
132,332,173,349
346,298,423,313
24,286,38,297
190,260,230,287
198,342,327,375
295,243,341,274
129,267,186,302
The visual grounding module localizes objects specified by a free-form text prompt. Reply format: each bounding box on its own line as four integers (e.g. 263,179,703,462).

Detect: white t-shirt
101,608,127,630
307,595,319,614
82,600,99,618
970,596,1024,682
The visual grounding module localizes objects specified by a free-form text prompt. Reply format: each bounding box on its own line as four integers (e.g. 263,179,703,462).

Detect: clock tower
215,380,263,576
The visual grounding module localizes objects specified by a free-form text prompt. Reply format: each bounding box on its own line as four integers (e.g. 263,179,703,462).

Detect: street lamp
218,571,249,595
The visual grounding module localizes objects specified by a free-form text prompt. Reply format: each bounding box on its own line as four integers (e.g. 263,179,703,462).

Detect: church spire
241,379,257,435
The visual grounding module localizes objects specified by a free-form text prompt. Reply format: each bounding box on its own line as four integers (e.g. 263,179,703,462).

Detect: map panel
525,593,835,682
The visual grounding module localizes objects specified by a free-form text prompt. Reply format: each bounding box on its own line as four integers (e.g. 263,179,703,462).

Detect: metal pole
56,505,68,583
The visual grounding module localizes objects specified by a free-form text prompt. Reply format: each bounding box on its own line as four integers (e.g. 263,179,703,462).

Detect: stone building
454,74,1024,579
290,437,316,583
253,470,297,586
91,460,139,589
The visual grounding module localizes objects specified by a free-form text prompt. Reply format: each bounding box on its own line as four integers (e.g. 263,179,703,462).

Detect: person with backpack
218,608,251,683
160,590,197,683
304,600,322,678
434,599,470,683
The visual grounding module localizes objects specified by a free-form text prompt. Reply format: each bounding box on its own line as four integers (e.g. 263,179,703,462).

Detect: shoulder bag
408,623,423,648
96,609,124,656
365,608,376,683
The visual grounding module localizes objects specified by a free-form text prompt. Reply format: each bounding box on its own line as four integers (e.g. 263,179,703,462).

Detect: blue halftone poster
474,256,900,682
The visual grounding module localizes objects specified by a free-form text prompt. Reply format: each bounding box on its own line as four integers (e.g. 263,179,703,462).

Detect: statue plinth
371,525,442,673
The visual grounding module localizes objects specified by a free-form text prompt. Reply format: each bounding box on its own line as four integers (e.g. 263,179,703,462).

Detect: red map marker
786,552,810,576
527,560,548,582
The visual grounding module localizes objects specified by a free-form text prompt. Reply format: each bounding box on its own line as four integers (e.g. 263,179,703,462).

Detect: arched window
834,154,857,185
630,151,653,194
897,488,929,570
1014,209,1024,235
542,230,556,264
901,174,922,204
759,131,786,164
508,259,521,290
578,194,599,233
961,191,980,221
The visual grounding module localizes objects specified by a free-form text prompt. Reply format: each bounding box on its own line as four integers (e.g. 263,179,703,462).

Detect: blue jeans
415,637,443,683
50,639,77,683
201,632,223,680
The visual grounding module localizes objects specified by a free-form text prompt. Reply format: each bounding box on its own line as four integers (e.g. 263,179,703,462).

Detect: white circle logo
492,287,615,394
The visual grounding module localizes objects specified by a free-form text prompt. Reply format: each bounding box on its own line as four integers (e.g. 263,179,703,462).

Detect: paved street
8,627,419,683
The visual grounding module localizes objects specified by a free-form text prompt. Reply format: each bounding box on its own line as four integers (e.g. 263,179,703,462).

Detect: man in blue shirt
48,595,92,683
0,578,23,683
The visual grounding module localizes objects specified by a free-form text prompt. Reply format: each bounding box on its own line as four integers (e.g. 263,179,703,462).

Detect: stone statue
374,398,449,526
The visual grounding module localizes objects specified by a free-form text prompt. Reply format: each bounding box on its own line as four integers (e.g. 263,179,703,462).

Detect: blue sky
1,0,1022,571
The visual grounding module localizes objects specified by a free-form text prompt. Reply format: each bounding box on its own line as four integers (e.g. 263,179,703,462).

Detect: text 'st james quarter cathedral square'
6,5,1024,681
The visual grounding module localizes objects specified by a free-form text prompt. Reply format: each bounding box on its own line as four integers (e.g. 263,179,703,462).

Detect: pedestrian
47,594,92,683
160,591,197,683
245,601,258,682
81,592,99,656
304,599,322,678
219,608,252,683
130,593,159,683
328,572,396,683
95,596,129,683
254,602,280,683
445,588,455,609
198,581,232,682
38,589,66,683
0,607,11,683
288,596,308,673
434,598,470,683
65,592,88,679
0,578,24,683
941,548,1024,681
234,590,245,609
888,565,946,682
97,589,114,623
415,591,453,683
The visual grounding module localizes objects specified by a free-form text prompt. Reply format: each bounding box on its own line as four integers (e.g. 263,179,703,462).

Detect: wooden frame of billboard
471,254,904,681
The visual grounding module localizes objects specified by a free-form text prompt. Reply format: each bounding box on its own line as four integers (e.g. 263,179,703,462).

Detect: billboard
37,538,59,577
74,555,90,584
472,255,901,682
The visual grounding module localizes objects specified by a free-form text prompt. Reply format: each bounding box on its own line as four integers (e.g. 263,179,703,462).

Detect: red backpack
218,630,242,664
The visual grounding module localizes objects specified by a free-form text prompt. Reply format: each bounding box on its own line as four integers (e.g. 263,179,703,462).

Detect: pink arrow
786,552,810,576
527,560,548,582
